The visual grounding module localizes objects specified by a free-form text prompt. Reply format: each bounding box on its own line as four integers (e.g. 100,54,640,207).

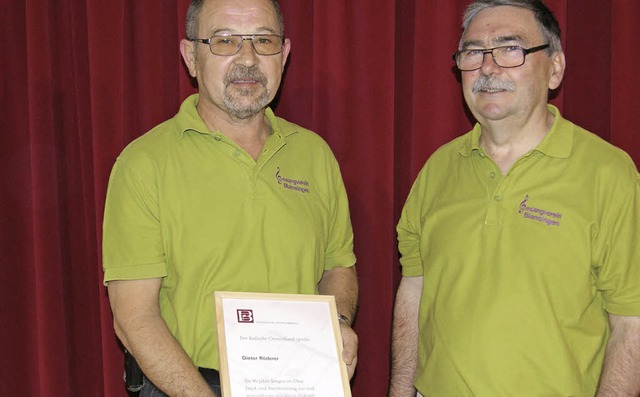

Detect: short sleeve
397,172,426,277
595,171,640,315
102,155,167,284
323,152,356,270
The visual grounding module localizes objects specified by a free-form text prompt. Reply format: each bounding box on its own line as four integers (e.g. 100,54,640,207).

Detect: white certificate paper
215,291,351,397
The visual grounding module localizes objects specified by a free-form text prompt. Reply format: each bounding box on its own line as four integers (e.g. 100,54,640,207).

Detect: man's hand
339,319,358,379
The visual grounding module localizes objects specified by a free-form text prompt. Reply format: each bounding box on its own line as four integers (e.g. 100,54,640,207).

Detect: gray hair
186,0,284,40
461,0,562,53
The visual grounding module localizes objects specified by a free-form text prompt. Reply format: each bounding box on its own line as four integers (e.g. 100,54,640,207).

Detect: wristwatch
338,314,352,327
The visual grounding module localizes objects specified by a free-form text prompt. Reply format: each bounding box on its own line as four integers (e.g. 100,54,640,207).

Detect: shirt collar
177,94,208,138
533,104,573,158
176,94,294,139
458,104,573,159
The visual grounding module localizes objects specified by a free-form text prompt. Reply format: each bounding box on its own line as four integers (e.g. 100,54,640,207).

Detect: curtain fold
562,0,612,140
1,1,638,395
611,1,640,161
277,2,398,394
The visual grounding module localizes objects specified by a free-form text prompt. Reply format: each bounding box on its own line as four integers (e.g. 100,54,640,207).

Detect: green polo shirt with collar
398,105,640,396
103,94,356,369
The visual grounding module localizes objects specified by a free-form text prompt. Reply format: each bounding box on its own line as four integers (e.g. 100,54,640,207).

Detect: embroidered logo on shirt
275,167,310,194
518,195,562,226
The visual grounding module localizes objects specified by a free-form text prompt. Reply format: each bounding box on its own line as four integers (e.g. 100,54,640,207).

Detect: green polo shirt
103,94,356,369
398,105,640,396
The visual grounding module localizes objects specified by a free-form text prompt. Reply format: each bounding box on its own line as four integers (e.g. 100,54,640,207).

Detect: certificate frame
214,291,351,397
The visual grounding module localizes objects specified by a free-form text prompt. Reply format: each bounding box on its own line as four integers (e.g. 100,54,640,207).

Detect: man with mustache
390,1,640,396
102,0,358,396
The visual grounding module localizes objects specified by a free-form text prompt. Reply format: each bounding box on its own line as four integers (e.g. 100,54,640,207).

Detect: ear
548,51,566,90
281,38,291,70
180,39,198,78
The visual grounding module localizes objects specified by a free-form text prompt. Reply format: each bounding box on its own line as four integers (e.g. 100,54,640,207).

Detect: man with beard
390,1,640,396
102,0,358,396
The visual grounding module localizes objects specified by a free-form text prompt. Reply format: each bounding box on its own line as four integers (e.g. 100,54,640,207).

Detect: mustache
224,65,268,87
472,75,515,93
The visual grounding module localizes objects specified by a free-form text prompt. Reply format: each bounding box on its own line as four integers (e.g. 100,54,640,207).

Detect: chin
473,106,510,121
224,97,270,119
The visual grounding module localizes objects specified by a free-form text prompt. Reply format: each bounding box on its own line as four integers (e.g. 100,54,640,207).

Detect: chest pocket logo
275,167,310,194
518,195,562,226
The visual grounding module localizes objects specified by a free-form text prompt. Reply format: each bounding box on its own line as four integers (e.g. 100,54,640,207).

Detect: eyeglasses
189,34,284,56
452,44,550,71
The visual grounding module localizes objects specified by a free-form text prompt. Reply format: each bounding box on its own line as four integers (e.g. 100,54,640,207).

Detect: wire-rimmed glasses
189,34,284,56
453,44,550,71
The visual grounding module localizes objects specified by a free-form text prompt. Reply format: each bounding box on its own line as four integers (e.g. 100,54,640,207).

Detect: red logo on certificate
236,309,254,323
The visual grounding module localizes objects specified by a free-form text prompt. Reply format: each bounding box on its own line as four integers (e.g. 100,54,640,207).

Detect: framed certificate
214,291,351,397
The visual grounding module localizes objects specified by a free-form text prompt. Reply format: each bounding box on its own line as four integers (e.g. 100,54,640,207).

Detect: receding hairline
458,0,563,54
461,7,540,45
186,0,284,39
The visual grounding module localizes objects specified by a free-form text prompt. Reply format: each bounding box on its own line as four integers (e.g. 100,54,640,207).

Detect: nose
235,38,259,66
479,50,501,74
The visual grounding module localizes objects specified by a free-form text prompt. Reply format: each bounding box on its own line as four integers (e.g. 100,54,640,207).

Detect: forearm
389,276,422,397
318,266,359,378
117,315,214,396
596,314,640,397
109,279,216,397
318,266,358,322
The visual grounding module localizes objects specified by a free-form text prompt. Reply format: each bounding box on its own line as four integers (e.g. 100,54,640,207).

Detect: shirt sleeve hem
604,302,640,316
103,262,168,285
400,257,423,277
324,252,357,270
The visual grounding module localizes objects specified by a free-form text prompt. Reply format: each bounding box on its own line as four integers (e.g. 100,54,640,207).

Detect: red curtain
1,1,638,395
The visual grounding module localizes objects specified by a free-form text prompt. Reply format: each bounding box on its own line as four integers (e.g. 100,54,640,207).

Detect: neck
197,101,272,161
479,106,554,174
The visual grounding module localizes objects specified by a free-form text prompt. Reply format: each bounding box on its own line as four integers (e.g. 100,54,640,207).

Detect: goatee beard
223,65,270,119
